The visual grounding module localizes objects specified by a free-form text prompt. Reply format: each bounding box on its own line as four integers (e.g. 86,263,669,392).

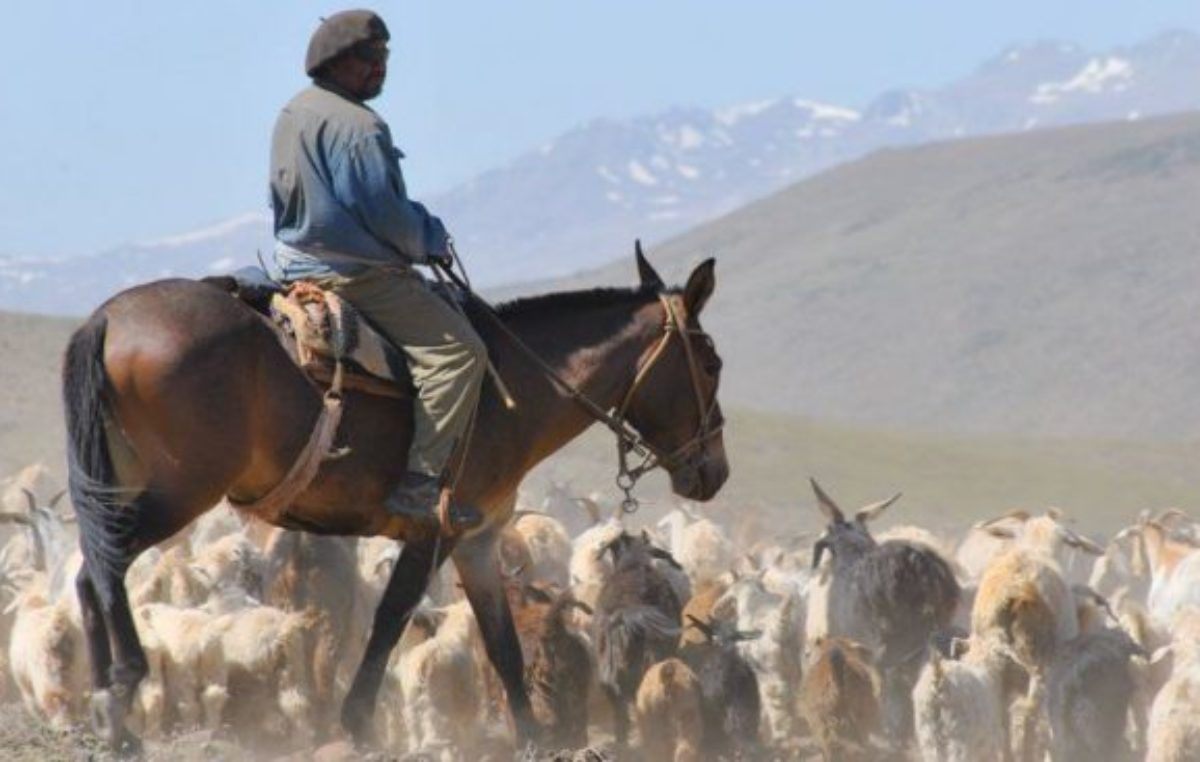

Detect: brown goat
636,658,704,762
512,584,594,750
800,637,881,762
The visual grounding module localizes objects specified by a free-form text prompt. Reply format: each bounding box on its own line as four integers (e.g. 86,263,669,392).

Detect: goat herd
1,463,1199,761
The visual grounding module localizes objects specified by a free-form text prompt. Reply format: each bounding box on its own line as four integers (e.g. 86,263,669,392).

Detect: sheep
967,509,1104,586
680,615,764,760
1046,624,1144,762
510,511,573,588
6,574,88,728
658,504,736,590
129,545,211,607
912,634,1016,762
570,518,690,613
261,530,360,739
1146,606,1200,761
808,479,960,746
570,518,624,609
511,583,594,750
971,548,1078,761
680,578,732,647
394,600,484,759
713,574,805,743
635,657,704,762
590,530,684,747
1141,518,1200,629
134,603,228,734
537,481,604,539
209,604,322,748
799,636,881,762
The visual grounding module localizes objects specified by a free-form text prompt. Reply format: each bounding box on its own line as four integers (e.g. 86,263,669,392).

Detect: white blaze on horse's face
626,257,729,502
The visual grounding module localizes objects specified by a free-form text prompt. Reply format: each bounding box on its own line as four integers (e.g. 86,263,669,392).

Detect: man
270,9,484,530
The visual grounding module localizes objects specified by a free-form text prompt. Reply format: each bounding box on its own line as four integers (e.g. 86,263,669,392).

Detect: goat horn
978,509,1031,528
1155,508,1189,526
20,488,36,514
855,492,902,523
809,478,844,522
48,490,67,510
573,497,601,524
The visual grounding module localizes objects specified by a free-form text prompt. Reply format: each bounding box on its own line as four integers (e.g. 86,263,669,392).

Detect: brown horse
62,249,729,752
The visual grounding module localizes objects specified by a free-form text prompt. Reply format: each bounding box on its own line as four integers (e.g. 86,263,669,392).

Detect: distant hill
0,311,76,477
2,30,1198,315
535,111,1200,440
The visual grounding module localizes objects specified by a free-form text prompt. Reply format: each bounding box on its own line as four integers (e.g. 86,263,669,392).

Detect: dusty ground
0,703,619,761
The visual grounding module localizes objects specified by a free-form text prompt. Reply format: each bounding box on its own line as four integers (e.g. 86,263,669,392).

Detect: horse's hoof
339,704,378,750
89,690,115,739
114,728,144,759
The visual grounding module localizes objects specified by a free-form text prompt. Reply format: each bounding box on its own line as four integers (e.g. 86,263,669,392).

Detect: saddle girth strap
228,296,350,520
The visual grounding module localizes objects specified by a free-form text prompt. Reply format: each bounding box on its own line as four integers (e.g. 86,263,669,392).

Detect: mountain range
1,29,1197,316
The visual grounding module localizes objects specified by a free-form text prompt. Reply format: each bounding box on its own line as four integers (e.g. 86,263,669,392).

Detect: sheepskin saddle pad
269,281,413,399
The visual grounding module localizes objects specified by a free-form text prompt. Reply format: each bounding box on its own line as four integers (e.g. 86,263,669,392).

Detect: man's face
326,39,389,101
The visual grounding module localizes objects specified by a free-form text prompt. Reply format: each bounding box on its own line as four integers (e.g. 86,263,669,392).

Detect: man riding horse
270,9,483,532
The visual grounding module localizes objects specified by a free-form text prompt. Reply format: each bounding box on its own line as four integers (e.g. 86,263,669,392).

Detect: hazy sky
1,1,1197,258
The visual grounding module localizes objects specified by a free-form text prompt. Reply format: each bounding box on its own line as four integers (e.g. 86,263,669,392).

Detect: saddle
205,267,413,399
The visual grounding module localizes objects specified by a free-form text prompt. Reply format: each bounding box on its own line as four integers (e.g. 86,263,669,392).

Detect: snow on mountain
4,30,1199,315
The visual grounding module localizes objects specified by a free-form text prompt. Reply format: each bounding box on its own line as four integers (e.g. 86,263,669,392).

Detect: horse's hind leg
83,491,198,755
341,534,457,746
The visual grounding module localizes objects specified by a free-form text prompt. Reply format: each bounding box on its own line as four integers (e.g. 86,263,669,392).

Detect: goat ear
683,258,716,315
979,509,1031,528
809,478,844,522
0,512,32,527
635,240,664,289
855,492,902,524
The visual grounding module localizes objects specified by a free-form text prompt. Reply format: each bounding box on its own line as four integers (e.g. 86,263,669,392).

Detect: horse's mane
492,284,670,322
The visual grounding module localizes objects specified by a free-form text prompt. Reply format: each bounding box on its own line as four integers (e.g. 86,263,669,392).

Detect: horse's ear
683,258,716,315
635,240,664,289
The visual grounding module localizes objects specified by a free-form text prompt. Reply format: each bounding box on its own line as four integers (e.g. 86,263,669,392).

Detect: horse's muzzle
669,450,729,501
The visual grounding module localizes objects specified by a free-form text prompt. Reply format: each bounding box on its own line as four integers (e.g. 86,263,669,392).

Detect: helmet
304,9,390,77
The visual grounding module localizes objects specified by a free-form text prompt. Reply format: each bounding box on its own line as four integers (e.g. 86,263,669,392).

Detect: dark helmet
304,9,390,77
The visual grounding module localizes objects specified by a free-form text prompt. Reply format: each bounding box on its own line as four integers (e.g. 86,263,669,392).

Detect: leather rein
435,264,722,513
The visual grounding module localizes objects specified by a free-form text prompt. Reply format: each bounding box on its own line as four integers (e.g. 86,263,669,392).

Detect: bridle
610,294,723,512
434,262,722,514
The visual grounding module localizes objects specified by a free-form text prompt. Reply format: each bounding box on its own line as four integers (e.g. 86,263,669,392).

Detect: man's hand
426,248,454,269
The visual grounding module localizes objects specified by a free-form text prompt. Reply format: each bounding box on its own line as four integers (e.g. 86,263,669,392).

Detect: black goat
590,530,683,747
681,615,763,761
809,478,961,748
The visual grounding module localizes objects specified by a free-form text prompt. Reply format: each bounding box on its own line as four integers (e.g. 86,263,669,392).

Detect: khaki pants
319,267,486,476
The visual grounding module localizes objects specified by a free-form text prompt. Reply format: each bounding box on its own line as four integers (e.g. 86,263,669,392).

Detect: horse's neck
482,296,664,485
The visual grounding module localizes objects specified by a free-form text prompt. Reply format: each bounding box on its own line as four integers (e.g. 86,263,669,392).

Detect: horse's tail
62,313,133,607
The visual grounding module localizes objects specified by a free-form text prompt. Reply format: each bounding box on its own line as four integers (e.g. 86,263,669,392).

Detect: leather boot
385,471,482,532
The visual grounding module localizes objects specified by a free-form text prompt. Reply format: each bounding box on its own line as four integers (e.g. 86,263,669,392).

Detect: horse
61,247,729,752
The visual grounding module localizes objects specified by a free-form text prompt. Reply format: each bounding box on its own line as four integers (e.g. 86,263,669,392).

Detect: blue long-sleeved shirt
269,82,448,279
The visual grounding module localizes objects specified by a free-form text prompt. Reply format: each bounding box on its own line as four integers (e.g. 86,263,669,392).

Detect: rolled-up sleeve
334,132,443,264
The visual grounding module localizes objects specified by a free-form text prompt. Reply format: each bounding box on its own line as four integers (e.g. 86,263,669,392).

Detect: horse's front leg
455,528,539,746
340,534,456,746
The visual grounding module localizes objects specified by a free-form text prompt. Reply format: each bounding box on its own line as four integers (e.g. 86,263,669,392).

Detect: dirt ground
0,703,618,761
